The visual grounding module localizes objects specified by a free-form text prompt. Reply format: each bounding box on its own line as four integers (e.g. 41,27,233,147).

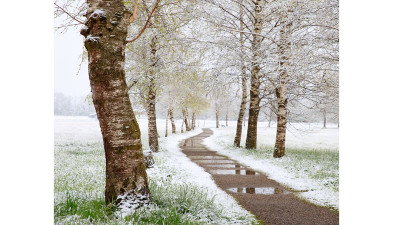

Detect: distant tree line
54,92,95,116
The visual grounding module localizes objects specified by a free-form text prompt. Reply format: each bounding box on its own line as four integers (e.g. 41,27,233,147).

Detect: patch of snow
116,191,151,217
146,128,257,223
90,9,105,18
86,35,100,42
203,127,339,209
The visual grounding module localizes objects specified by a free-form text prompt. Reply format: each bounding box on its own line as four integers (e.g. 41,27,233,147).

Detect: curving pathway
180,128,339,225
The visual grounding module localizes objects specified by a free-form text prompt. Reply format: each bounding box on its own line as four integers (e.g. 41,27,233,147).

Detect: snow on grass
147,128,257,224
55,116,258,224
202,122,339,210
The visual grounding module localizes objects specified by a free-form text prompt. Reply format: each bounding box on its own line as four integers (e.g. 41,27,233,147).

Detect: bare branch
126,0,161,44
54,2,84,25
129,0,139,23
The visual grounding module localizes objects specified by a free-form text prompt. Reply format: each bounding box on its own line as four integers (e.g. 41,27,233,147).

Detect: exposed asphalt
180,128,339,225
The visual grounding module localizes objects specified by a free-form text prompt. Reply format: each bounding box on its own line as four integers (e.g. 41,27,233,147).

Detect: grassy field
54,116,258,224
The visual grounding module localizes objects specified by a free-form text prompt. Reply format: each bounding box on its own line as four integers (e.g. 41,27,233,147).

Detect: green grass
55,135,256,224
220,139,339,193
55,193,117,224
123,180,223,224
54,179,225,224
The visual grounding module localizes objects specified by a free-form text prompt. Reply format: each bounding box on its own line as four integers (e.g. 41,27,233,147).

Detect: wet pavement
180,128,339,225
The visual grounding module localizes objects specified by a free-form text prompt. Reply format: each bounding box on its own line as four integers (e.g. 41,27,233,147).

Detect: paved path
180,128,339,225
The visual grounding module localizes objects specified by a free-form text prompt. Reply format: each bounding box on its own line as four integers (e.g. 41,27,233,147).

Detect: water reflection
209,170,259,175
227,187,290,195
205,164,244,168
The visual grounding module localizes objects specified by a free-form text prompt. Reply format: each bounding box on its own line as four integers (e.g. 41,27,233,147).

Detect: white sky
54,17,90,97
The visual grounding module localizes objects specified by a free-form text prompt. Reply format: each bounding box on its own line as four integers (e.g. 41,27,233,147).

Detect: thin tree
245,0,263,149
234,1,248,147
273,2,294,158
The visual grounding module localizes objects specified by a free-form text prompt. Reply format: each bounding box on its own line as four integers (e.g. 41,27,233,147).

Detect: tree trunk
323,108,327,128
191,112,195,130
165,111,168,137
169,108,176,133
245,0,263,149
81,0,150,205
216,109,219,128
268,109,272,128
183,110,190,131
181,118,184,133
147,36,159,152
186,110,191,130
234,28,247,147
225,112,228,127
273,4,293,158
234,82,247,147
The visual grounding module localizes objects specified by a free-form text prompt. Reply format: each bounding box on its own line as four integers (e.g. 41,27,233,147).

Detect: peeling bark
234,28,247,146
81,0,150,204
273,4,293,158
245,0,263,149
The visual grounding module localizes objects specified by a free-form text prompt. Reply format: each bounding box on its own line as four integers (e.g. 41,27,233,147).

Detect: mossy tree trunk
81,0,150,204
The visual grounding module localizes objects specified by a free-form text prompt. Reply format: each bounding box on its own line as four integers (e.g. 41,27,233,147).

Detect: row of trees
197,0,338,157
55,0,338,208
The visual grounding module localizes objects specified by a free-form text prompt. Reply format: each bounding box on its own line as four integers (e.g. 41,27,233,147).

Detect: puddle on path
205,164,245,168
209,169,259,175
193,159,235,164
227,187,291,195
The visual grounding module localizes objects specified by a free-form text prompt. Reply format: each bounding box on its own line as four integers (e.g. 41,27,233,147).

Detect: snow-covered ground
55,116,338,224
201,120,339,209
54,116,257,224
145,128,256,224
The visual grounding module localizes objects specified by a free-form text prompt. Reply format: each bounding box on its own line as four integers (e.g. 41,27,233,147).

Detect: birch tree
80,0,151,205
